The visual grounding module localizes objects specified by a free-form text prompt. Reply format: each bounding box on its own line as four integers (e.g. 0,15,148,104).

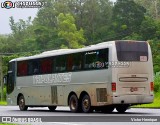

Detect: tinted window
17,61,28,76
67,53,83,71
84,49,109,69
40,58,52,74
116,41,148,61
55,55,66,72
28,60,40,75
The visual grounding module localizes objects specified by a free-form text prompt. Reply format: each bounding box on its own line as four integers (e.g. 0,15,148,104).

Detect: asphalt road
0,106,160,125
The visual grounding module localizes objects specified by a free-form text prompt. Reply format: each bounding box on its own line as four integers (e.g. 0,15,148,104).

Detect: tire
48,106,57,111
69,94,79,113
18,95,28,111
81,94,92,113
101,105,114,113
116,105,129,113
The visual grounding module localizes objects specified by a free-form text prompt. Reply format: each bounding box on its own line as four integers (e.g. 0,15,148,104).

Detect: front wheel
18,95,28,111
81,95,92,113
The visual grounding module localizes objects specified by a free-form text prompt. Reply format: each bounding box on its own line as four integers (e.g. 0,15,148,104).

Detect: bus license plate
130,87,138,92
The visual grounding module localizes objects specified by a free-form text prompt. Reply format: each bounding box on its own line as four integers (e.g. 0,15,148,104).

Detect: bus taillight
150,82,154,91
112,82,116,92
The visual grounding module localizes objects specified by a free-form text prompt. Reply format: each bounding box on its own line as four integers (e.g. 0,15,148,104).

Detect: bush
154,73,160,93
0,86,6,101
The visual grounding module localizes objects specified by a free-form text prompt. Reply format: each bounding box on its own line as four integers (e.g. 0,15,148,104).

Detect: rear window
116,41,148,61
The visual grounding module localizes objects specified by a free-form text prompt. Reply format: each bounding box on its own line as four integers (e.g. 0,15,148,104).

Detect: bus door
7,61,16,95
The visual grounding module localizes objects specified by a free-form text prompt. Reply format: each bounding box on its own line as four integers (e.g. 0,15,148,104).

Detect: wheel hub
83,99,89,109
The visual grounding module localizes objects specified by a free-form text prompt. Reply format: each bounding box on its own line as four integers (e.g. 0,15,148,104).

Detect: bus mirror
3,75,7,84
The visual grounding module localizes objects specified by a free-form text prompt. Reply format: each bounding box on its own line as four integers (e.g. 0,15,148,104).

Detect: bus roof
10,40,146,62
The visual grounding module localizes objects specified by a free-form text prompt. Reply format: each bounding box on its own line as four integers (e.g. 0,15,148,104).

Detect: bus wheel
116,105,128,113
69,94,79,113
101,106,114,113
81,95,92,113
18,95,28,111
48,106,57,111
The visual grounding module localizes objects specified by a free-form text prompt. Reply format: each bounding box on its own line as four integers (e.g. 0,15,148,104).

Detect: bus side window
40,58,52,74
84,48,109,70
28,61,33,75
28,60,40,75
71,53,83,71
17,61,28,76
84,51,97,69
33,60,40,74
97,49,109,69
67,55,73,71
55,55,66,72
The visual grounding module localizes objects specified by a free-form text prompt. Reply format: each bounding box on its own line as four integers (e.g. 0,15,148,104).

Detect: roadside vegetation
0,101,7,106
0,123,17,125
134,92,160,108
133,74,160,108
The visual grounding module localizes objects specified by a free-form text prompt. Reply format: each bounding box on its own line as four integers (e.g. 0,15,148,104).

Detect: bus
5,40,154,113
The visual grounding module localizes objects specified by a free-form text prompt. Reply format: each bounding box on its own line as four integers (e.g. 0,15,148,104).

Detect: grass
0,123,17,125
133,92,160,108
0,101,7,106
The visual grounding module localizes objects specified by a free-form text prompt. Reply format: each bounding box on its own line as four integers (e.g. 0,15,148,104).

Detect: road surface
0,106,160,125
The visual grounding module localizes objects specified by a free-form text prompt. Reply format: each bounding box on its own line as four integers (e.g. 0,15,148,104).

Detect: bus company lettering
33,73,72,84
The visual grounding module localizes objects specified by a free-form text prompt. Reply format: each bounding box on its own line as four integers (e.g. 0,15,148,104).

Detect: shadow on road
8,108,153,115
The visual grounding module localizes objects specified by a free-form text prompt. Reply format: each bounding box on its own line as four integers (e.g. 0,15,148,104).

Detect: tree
57,13,86,48
149,39,160,73
112,0,146,38
77,0,113,43
140,16,157,40
135,0,160,20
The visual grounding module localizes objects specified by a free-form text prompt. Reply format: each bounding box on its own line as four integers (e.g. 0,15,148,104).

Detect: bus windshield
116,41,148,61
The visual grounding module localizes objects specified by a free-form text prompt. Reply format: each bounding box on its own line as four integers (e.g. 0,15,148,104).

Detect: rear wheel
81,94,92,113
116,105,129,113
18,95,28,111
69,94,79,113
48,106,57,111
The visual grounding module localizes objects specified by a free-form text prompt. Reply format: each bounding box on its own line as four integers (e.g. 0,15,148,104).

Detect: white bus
6,40,154,113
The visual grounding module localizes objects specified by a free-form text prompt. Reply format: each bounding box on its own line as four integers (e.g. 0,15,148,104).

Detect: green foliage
0,0,160,73
112,0,146,38
0,123,16,125
133,92,160,108
135,0,160,20
123,33,142,40
0,86,6,101
140,16,157,40
58,13,86,48
154,73,160,92
149,39,160,73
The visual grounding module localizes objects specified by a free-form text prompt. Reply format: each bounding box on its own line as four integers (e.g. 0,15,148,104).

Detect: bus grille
51,86,58,104
96,88,107,102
